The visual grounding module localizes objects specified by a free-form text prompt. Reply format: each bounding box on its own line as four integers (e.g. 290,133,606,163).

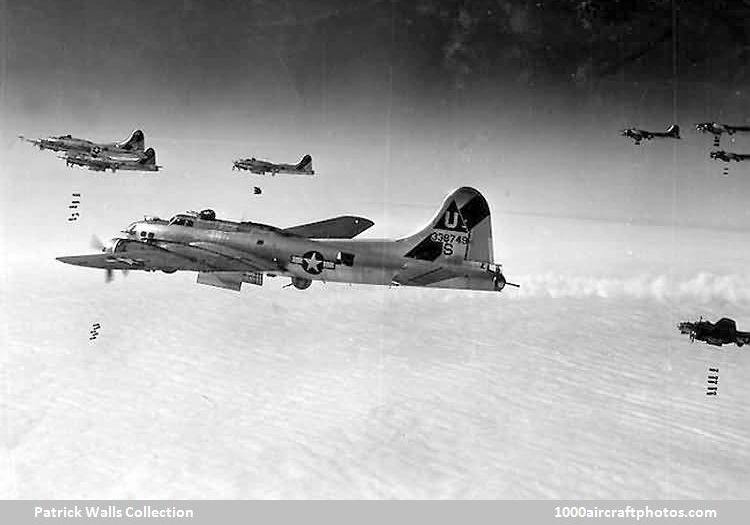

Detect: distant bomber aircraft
57,187,519,293
709,150,750,163
232,154,314,176
19,129,145,155
62,148,160,173
620,124,680,145
678,317,750,347
695,122,750,136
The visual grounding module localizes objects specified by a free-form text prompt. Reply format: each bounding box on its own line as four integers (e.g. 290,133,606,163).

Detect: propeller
91,235,106,252
91,235,128,283
104,268,129,283
690,316,705,343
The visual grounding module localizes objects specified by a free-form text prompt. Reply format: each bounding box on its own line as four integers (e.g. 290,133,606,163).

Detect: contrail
510,273,750,302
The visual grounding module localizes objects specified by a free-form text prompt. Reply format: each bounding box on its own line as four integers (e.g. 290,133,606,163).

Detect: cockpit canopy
168,214,195,227
167,209,215,227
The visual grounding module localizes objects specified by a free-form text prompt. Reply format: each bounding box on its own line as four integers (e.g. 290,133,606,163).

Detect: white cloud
511,272,750,303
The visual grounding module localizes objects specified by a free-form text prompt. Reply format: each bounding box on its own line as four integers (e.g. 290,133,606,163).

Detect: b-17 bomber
620,124,680,145
233,154,314,176
57,187,518,293
19,129,145,156
62,148,161,173
678,317,750,347
695,122,750,136
709,150,750,163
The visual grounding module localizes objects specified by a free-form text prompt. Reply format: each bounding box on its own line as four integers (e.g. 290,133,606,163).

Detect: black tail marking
296,154,312,170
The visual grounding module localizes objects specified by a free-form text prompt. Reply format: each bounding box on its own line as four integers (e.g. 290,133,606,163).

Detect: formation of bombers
620,121,750,164
20,119,747,350
22,129,515,293
618,120,749,348
20,130,160,173
19,128,515,292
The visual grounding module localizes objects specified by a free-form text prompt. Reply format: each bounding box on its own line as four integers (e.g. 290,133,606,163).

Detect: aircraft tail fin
296,154,313,172
139,148,156,165
666,124,680,139
120,129,145,151
399,187,494,263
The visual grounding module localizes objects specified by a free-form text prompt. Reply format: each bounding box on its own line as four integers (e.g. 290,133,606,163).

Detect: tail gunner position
57,187,518,293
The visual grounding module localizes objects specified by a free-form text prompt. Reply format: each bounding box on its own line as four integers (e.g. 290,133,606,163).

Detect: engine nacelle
291,277,312,290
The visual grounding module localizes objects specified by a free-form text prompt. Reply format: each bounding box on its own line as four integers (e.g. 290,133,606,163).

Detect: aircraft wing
66,152,104,163
56,250,186,271
19,136,42,146
184,241,281,271
283,216,374,239
58,239,281,273
62,154,108,170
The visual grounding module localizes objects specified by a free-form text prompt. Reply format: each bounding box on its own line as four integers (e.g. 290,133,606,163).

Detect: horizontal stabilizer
283,216,374,239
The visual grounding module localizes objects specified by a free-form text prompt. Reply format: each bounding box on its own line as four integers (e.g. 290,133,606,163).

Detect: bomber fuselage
58,187,514,293
106,216,499,290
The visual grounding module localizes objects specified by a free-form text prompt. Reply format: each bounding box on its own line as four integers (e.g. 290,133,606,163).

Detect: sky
2,0,750,499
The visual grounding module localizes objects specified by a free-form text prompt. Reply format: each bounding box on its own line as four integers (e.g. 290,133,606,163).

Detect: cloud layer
513,272,750,302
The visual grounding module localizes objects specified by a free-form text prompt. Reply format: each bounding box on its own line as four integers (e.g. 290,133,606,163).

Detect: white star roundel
301,251,325,274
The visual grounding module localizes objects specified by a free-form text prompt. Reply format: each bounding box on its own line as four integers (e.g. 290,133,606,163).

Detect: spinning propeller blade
91,235,106,252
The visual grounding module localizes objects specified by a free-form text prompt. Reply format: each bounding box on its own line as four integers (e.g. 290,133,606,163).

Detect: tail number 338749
431,232,468,255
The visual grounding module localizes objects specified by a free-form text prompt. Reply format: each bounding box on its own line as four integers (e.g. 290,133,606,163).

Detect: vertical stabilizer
296,154,314,173
139,147,156,165
400,187,494,263
120,129,145,151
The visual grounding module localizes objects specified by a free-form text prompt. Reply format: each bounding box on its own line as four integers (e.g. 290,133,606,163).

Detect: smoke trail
512,273,750,302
